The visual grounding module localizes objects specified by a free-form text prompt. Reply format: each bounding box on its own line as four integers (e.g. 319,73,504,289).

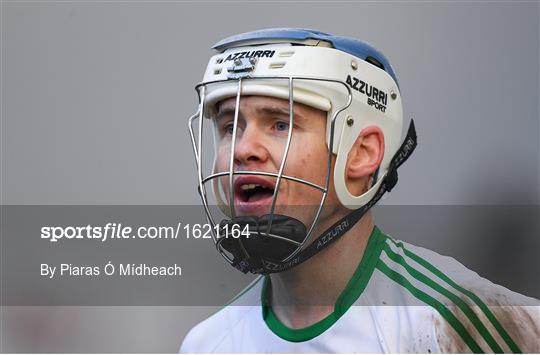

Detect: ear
345,126,385,196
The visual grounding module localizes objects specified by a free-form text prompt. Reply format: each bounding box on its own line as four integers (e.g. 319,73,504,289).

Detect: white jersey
180,226,540,353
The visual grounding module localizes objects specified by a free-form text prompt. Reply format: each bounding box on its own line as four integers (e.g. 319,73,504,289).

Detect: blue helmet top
213,28,399,87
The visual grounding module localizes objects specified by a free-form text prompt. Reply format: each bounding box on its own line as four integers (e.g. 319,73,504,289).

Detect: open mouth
232,176,277,213
237,183,275,202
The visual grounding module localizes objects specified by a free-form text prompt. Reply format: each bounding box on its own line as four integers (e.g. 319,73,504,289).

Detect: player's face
213,95,341,223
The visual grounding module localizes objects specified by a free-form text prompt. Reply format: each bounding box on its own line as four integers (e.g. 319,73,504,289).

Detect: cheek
216,145,231,170
285,143,328,182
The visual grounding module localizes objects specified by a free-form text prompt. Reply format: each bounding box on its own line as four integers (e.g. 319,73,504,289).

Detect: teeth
240,183,267,191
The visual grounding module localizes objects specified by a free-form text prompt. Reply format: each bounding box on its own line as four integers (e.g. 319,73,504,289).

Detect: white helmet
188,28,416,274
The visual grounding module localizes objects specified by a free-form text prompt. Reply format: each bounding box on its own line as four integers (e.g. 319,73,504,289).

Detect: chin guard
218,214,307,274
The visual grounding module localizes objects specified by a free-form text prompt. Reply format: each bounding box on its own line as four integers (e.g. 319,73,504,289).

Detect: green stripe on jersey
388,239,521,353
382,244,503,353
376,261,484,353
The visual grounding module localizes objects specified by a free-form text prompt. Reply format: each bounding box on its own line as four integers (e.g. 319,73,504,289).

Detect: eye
223,123,235,135
275,121,290,131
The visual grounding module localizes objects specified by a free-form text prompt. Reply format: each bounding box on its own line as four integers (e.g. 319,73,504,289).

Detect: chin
233,203,273,217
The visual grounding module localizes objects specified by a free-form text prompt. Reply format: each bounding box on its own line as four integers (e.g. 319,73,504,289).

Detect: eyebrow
215,105,305,122
214,107,237,122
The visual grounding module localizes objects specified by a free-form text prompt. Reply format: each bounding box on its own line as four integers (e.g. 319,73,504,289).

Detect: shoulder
180,276,264,353
379,233,540,353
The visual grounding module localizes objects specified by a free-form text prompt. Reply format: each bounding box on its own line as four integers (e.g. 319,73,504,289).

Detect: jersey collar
261,225,387,342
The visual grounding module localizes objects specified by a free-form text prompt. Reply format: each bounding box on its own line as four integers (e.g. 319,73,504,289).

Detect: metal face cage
188,75,352,267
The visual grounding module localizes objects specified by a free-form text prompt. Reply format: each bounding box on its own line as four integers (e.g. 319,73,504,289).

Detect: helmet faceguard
188,28,417,274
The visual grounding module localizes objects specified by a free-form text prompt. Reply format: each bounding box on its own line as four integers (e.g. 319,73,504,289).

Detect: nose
233,124,269,167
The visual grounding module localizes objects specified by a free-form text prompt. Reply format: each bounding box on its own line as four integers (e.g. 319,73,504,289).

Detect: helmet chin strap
219,119,417,275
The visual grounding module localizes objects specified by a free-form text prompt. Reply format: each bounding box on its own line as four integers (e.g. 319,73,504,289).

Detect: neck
267,211,375,329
